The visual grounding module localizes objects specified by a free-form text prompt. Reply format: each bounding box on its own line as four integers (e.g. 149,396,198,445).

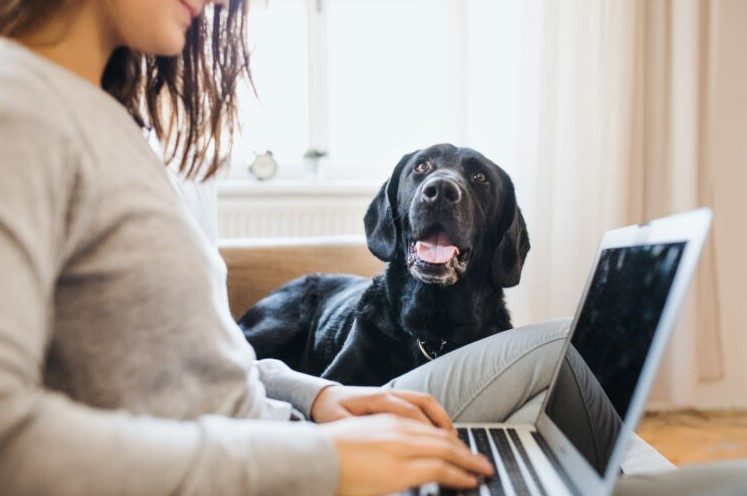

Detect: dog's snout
421,177,462,205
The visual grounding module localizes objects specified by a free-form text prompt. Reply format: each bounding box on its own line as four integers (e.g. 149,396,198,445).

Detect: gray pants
387,318,747,496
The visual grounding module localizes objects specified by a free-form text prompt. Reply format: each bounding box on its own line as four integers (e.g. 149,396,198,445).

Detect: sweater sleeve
257,359,340,418
0,105,340,495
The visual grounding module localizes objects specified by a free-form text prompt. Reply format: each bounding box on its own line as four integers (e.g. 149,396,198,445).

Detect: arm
256,358,339,418
0,391,339,495
0,113,339,496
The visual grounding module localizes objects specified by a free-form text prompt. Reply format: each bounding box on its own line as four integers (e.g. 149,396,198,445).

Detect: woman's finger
403,459,480,490
360,393,434,425
397,433,494,477
346,389,455,432
388,390,455,433
322,414,492,496
380,417,492,476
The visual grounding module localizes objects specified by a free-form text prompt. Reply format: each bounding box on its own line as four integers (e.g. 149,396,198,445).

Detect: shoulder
0,43,91,220
0,40,150,184
0,39,134,147
0,41,80,144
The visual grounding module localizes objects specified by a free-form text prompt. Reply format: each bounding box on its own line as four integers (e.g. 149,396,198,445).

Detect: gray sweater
0,39,339,495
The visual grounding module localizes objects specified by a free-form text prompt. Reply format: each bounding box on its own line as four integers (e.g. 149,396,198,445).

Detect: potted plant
302,148,327,181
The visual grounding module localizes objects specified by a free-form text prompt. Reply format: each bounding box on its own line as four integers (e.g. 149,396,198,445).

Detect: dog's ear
491,194,530,288
364,181,396,261
364,152,414,261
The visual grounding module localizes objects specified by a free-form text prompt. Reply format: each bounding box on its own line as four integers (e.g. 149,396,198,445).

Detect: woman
1,1,744,495
0,0,552,494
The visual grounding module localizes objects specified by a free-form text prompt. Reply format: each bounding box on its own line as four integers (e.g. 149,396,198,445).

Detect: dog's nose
421,177,462,205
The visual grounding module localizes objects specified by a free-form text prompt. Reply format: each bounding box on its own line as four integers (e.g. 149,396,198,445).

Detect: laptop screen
544,241,686,475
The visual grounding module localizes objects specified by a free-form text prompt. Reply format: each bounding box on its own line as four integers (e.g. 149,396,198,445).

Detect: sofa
219,235,383,321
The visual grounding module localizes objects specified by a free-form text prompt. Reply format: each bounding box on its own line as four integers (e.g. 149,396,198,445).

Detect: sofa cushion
218,235,384,320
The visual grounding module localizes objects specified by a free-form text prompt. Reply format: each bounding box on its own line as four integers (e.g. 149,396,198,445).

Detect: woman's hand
320,414,493,496
311,385,455,433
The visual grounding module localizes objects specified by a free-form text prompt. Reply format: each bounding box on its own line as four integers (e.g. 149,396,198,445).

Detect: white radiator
216,180,379,239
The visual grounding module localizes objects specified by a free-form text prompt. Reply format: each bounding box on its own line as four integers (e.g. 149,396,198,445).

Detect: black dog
238,144,529,386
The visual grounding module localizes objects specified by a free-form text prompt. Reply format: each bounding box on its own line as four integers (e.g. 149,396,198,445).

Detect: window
229,0,523,182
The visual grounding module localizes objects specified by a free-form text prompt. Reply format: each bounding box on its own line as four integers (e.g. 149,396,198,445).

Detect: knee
512,317,573,337
496,317,573,359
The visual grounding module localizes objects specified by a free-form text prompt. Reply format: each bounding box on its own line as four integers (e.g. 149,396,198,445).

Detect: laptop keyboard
412,427,547,496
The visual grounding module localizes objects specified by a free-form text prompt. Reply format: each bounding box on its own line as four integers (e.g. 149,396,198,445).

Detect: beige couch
219,235,384,321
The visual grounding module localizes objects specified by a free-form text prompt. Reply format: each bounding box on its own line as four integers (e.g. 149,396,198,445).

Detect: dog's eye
471,172,488,184
414,161,431,174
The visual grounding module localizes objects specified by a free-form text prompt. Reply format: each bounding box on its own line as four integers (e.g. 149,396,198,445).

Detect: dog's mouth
407,232,472,285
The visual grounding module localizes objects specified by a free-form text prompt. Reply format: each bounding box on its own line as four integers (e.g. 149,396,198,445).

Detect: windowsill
217,178,381,198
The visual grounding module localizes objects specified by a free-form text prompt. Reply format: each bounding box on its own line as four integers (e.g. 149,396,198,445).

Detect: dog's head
364,143,529,287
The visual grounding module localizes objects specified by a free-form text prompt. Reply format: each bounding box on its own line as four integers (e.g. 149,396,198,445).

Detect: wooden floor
637,409,747,466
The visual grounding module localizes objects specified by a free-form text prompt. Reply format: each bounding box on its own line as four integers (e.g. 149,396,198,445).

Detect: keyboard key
472,428,506,495
490,428,529,494
507,429,547,496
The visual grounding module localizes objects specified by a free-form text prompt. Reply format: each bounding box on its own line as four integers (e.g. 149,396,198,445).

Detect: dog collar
417,338,448,361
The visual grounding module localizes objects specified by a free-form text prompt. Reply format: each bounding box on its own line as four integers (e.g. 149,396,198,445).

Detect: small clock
248,151,278,181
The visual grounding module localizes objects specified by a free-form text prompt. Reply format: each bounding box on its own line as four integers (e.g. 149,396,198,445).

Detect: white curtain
506,0,747,409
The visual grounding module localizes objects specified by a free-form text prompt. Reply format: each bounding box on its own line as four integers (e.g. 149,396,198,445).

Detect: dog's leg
237,278,319,372
238,274,369,375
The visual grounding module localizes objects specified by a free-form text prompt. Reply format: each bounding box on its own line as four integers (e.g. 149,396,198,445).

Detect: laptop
410,207,713,496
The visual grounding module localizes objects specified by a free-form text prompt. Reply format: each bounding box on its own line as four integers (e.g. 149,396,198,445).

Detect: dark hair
1,0,252,181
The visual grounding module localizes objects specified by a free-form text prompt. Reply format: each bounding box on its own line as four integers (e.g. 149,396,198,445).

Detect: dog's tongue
415,233,459,264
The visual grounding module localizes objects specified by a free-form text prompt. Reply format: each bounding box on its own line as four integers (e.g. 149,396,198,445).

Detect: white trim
307,0,329,154
217,179,379,197
450,0,470,145
217,234,367,249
